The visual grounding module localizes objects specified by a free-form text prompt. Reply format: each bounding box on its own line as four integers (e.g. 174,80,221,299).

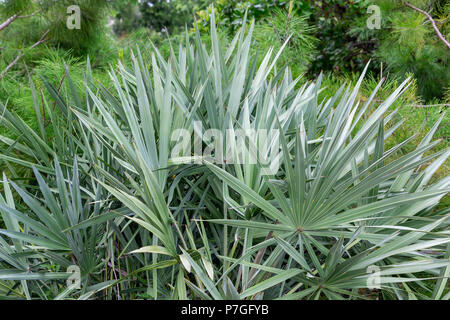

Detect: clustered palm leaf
0,10,448,300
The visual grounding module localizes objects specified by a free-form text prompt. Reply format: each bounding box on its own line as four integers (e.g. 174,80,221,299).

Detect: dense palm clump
0,12,448,300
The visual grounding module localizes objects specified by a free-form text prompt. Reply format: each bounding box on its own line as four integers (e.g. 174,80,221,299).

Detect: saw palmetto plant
0,10,449,300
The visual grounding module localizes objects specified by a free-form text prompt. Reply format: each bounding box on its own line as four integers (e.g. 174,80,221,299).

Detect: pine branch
0,13,20,32
0,29,49,79
404,2,450,49
408,103,449,108
0,10,40,32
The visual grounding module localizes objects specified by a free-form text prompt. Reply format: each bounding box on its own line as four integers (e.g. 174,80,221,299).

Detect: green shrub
253,7,318,75
374,0,450,101
195,0,449,102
